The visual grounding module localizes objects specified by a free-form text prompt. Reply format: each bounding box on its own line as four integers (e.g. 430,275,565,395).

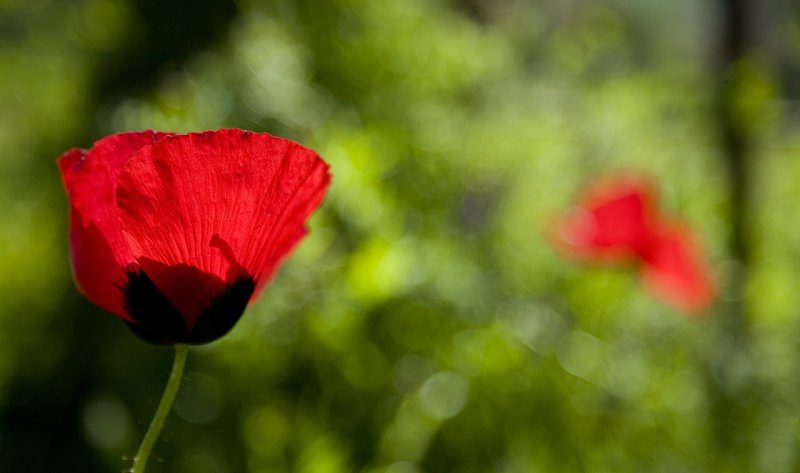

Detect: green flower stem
131,344,189,473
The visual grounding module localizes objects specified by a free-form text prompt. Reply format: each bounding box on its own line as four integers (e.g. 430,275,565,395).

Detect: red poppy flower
553,174,715,314
639,222,716,314
554,175,657,263
58,129,331,344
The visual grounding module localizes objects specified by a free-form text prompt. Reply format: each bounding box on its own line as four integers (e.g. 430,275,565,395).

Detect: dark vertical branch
717,0,752,336
707,0,758,469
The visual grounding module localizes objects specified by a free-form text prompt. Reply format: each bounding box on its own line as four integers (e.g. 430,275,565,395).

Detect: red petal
116,129,331,326
640,224,716,314
554,175,658,263
57,131,173,318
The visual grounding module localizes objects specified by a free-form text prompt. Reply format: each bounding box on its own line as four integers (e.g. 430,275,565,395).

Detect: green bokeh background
2,0,800,471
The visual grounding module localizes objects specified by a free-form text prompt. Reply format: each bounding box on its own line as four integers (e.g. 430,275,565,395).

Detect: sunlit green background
2,0,800,471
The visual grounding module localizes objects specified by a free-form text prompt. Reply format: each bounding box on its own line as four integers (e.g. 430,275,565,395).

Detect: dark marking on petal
121,269,187,344
185,275,255,344
120,268,255,345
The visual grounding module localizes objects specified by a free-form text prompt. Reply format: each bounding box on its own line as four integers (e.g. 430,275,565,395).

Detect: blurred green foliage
2,0,800,471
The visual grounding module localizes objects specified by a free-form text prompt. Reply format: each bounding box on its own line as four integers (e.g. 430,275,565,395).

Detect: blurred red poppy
554,175,657,263
639,222,716,314
58,129,331,343
553,174,715,314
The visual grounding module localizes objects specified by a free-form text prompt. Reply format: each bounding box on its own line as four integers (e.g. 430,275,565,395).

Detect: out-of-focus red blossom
639,222,716,314
58,129,331,344
552,174,716,315
554,175,657,263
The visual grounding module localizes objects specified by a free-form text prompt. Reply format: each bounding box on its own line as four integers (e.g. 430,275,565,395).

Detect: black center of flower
121,269,255,345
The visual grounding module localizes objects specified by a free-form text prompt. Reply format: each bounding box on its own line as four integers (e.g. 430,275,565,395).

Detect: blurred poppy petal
640,224,716,314
552,174,716,315
554,175,656,262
